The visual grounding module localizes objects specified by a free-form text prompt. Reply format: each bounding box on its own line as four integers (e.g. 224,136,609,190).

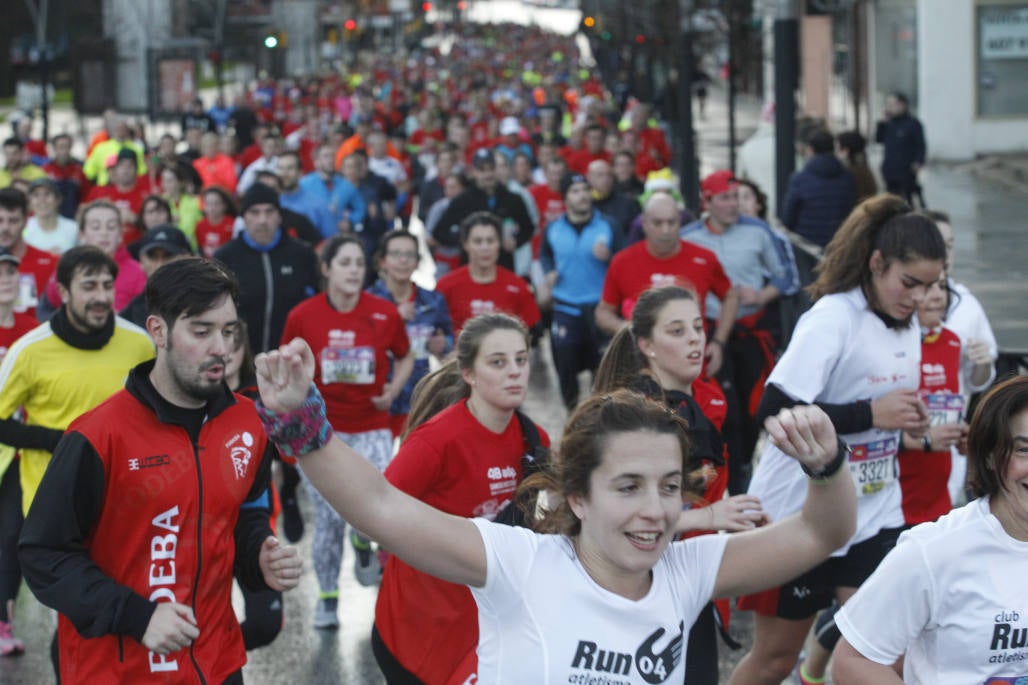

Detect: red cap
700,170,739,198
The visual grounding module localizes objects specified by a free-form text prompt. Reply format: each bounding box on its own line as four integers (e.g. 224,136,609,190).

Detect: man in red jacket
19,258,302,684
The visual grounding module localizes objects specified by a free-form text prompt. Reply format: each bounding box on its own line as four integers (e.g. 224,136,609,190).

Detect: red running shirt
435,266,540,336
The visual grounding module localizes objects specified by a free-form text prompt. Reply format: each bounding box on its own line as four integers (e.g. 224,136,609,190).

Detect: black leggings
371,624,425,685
236,579,283,650
684,602,719,684
0,464,22,621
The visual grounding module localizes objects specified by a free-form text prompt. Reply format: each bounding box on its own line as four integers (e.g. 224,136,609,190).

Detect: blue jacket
365,281,453,417
780,154,857,248
540,212,622,313
298,172,367,235
279,187,337,239
875,114,926,181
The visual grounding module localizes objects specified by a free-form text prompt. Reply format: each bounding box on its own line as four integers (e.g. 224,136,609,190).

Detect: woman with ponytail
729,194,947,685
372,312,549,685
593,285,767,683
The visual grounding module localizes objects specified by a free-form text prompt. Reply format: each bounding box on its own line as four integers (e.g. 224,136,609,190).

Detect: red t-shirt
85,183,149,244
0,312,40,362
435,266,541,336
281,292,409,433
376,401,549,684
16,244,57,314
898,327,963,526
600,240,732,321
195,216,235,258
528,184,565,258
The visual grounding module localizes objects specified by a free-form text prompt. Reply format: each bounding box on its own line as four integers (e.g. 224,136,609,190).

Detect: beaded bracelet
256,384,333,459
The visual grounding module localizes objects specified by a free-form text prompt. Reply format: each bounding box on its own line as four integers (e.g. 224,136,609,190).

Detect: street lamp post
22,0,50,141
774,0,800,211
678,0,699,213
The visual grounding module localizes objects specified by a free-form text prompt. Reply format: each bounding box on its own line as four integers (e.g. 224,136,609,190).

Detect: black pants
684,601,719,684
0,464,22,621
715,331,772,495
371,624,425,685
549,304,603,409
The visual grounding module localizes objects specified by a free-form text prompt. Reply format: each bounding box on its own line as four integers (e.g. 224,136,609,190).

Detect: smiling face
59,266,115,334
379,234,419,284
569,431,683,595
461,328,529,413
638,297,706,392
994,408,1028,540
79,206,123,255
869,252,944,324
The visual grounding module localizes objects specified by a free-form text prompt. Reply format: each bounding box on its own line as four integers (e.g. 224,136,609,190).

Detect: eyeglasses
386,250,418,261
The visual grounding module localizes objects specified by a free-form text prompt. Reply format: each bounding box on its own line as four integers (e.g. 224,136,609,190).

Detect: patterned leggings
303,428,393,597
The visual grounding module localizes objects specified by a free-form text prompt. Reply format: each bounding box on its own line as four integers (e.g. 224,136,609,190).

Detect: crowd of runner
0,16,1019,685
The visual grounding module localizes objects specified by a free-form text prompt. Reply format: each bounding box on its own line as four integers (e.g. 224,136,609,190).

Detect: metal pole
678,26,698,213
774,0,799,213
214,0,227,102
727,0,737,173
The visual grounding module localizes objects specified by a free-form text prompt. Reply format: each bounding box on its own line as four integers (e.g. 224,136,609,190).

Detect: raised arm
712,405,857,598
256,339,488,587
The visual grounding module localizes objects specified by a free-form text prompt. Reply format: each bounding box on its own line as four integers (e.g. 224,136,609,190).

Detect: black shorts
736,526,903,620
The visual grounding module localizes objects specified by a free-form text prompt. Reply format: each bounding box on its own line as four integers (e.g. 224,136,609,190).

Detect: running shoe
351,531,382,586
313,598,339,630
792,655,824,685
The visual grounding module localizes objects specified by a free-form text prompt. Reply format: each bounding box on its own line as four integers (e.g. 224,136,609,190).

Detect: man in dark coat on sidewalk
780,129,857,248
875,92,927,206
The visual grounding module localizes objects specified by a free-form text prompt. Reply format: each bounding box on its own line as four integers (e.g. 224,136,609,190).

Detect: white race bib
321,346,375,385
849,435,899,496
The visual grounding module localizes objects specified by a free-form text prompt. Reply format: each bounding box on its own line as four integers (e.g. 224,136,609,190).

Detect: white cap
499,117,520,136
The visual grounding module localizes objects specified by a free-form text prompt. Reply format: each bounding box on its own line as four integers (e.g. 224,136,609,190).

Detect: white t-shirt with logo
836,496,1028,684
470,518,728,685
747,288,919,555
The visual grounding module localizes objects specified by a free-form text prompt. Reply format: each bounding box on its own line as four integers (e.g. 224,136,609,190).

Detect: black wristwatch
801,438,851,480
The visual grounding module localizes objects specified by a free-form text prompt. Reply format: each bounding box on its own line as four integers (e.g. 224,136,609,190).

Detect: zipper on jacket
261,252,274,352
117,635,124,663
188,438,208,685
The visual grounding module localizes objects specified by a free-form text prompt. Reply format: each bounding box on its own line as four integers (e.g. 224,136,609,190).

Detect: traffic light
344,19,357,31
583,16,595,28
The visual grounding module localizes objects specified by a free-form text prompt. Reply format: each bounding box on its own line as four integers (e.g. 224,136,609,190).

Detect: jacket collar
50,306,115,350
126,359,237,426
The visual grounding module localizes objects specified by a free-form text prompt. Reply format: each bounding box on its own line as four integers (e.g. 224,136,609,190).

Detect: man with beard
19,258,302,683
0,246,154,518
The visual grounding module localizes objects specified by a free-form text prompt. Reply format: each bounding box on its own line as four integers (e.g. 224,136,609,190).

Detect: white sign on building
980,7,1028,59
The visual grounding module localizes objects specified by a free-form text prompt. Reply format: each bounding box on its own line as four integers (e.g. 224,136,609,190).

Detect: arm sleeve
18,432,157,642
233,442,276,592
913,120,927,166
343,183,367,225
765,300,851,404
0,418,63,452
384,434,443,500
767,228,801,296
835,536,933,666
432,196,465,248
780,178,801,229
508,194,535,247
389,309,412,358
757,383,873,435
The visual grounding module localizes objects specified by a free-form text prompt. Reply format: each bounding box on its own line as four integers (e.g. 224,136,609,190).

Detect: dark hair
459,211,502,244
584,123,605,136
806,128,834,155
159,162,188,185
522,389,697,536
0,188,27,216
808,194,946,303
593,286,699,395
254,170,281,186
278,150,303,167
403,313,529,439
737,178,768,220
2,138,23,149
138,194,173,230
147,257,239,325
374,229,419,268
966,375,1028,498
56,245,118,288
202,186,237,217
614,150,636,164
51,133,72,146
320,233,365,268
921,209,951,225
889,91,909,106
836,130,867,157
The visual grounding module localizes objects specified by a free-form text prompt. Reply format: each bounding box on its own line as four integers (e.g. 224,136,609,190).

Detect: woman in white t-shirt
729,194,946,685
833,375,1028,684
253,337,858,685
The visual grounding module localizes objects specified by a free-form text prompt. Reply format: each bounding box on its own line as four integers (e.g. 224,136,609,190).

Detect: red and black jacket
19,361,275,684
